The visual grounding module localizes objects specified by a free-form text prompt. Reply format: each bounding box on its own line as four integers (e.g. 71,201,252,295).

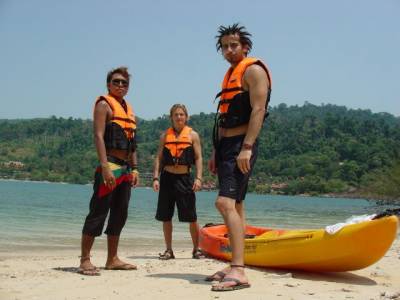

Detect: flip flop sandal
192,249,205,259
204,271,226,282
211,277,251,292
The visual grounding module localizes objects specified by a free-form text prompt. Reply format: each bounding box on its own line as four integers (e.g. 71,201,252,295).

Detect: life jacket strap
214,87,244,100
164,141,192,145
111,116,136,124
219,99,233,105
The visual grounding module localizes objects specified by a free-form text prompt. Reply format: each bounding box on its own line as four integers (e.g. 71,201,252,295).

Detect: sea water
0,180,382,253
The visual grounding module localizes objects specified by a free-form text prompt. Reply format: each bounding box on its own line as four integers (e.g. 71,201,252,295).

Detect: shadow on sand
52,265,377,286
127,255,195,260
53,266,114,273
204,255,377,286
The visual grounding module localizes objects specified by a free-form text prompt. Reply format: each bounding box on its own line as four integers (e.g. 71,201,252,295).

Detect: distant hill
1,103,399,201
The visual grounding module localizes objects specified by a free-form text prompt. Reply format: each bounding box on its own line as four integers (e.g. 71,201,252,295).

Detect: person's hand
192,178,202,192
102,165,116,190
152,179,160,192
208,153,217,175
236,149,252,174
130,171,139,187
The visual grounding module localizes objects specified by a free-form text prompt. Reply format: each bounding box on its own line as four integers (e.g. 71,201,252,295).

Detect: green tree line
0,103,399,201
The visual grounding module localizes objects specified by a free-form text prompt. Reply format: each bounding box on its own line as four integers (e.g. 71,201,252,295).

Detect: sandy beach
0,238,399,300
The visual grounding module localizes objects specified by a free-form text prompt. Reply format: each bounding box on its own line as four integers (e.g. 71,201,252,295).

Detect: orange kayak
199,216,398,272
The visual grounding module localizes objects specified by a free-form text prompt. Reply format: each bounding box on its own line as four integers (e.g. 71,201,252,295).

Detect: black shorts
216,135,258,202
82,159,131,236
155,171,197,223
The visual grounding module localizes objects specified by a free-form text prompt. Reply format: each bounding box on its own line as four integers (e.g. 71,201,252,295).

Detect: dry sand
1,239,399,300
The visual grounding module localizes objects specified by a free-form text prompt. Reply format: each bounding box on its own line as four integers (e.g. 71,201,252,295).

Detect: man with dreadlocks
207,23,272,291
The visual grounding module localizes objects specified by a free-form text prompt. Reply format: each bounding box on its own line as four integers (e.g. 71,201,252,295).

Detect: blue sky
0,0,399,120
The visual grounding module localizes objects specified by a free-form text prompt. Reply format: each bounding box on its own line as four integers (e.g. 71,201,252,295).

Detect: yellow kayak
199,215,398,272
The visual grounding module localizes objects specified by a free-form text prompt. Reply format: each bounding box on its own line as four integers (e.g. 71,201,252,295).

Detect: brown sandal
206,265,243,281
159,249,175,260
211,277,250,292
211,265,249,291
205,271,226,282
192,249,205,259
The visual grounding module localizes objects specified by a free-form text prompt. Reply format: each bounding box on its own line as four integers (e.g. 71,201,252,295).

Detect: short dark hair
216,23,253,53
106,66,131,84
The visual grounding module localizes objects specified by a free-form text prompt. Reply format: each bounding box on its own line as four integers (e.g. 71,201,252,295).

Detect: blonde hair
169,104,189,124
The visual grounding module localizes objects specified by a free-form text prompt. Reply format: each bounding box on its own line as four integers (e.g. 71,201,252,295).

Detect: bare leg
106,235,119,264
79,234,99,275
163,221,173,251
189,221,199,251
159,221,175,259
235,201,246,233
81,234,95,260
212,196,248,288
105,235,136,269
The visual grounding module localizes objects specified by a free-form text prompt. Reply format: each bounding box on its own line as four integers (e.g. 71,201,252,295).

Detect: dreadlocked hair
215,23,253,53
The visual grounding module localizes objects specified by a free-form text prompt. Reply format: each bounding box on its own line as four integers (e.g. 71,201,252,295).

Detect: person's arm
236,64,270,174
129,147,139,187
191,131,203,192
152,133,165,192
208,127,222,175
208,148,216,175
93,101,116,189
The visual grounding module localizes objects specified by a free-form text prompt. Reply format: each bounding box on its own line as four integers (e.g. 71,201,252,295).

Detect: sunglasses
111,79,129,87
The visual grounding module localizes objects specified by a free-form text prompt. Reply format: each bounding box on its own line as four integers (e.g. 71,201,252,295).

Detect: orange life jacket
162,126,195,166
95,94,137,152
215,57,272,128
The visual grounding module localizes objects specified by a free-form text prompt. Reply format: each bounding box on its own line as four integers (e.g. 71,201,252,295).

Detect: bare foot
105,258,137,270
78,257,100,276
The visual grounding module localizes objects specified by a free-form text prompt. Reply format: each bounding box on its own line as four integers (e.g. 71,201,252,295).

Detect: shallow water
0,180,382,252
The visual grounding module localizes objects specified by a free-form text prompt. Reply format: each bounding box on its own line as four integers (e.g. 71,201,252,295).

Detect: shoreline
0,237,193,258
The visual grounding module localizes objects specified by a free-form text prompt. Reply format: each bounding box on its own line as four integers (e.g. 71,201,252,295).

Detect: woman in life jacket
152,104,204,260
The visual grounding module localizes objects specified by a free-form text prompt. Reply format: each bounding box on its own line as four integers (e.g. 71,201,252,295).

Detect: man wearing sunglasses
79,67,139,275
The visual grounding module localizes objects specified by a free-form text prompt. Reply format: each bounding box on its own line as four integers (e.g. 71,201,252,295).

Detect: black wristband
153,177,159,182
